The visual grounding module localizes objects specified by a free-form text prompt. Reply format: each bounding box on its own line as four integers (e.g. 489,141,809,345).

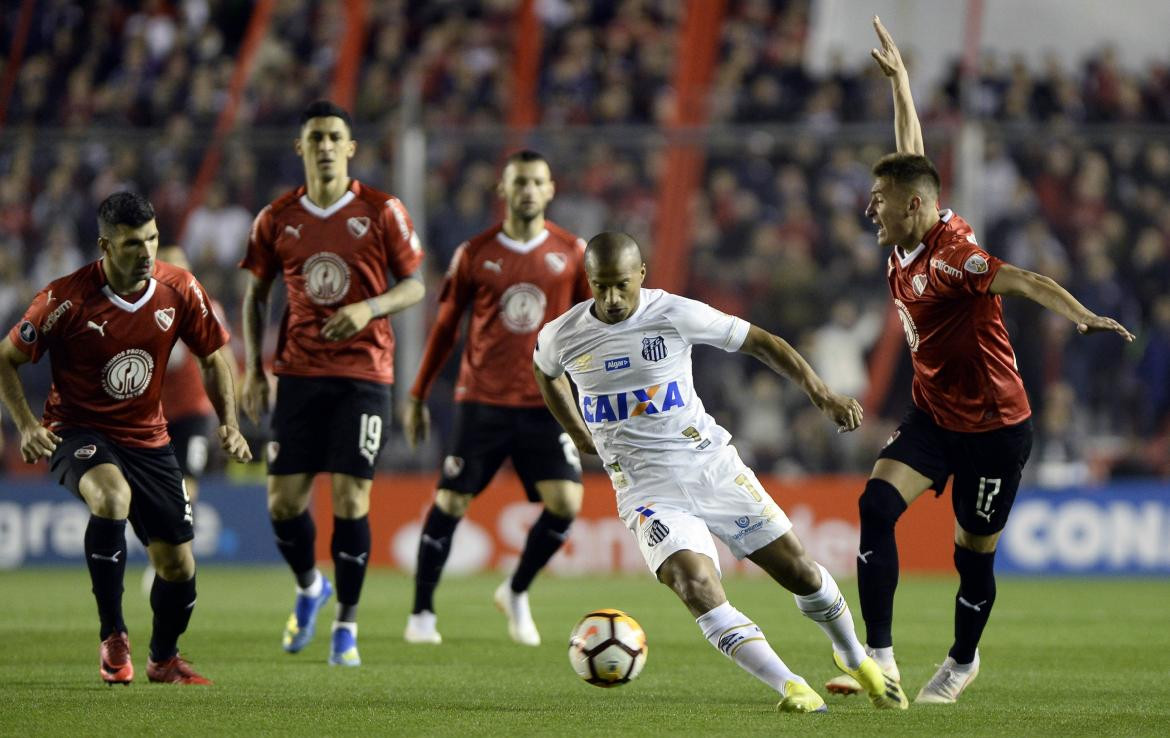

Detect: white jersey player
534,232,909,713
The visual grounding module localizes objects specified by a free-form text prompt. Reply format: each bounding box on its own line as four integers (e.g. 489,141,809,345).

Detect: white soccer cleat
404,611,442,645
494,580,541,646
915,650,980,704
825,648,900,695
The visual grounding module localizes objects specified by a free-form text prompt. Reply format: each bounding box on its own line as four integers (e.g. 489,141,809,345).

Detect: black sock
332,516,370,622
272,511,317,588
85,515,128,640
950,546,996,664
856,479,907,649
412,505,461,614
149,574,196,662
510,509,573,593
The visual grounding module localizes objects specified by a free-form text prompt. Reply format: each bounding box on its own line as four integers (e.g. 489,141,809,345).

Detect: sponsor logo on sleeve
188,280,210,317
930,257,963,278
604,357,630,372
40,300,72,333
963,254,989,274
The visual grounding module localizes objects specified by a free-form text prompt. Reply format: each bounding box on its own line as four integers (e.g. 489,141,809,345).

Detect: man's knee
658,554,723,612
435,488,473,517
267,475,313,519
859,478,908,529
149,542,196,581
537,481,583,519
79,465,132,518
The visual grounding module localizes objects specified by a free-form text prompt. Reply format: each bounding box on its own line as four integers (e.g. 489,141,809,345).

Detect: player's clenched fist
217,424,252,463
821,394,864,433
19,425,61,463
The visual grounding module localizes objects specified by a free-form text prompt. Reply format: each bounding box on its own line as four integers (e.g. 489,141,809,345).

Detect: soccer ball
567,608,648,687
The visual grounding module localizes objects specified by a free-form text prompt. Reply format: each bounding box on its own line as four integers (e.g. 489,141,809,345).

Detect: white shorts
611,445,793,577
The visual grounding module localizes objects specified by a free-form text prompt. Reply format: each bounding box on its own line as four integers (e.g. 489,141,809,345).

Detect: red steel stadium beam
650,0,727,293
508,0,543,129
0,0,37,131
331,0,370,111
180,0,277,237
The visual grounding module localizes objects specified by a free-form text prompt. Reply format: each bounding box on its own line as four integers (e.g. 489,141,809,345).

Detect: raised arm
872,16,925,157
534,365,597,456
738,324,863,432
196,345,253,462
989,264,1135,340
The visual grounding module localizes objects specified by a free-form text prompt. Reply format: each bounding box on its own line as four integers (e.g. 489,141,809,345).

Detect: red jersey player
240,101,425,667
0,193,251,686
826,18,1135,705
402,151,590,648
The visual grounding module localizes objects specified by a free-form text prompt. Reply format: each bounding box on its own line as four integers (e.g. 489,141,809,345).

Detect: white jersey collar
102,279,157,312
299,190,356,219
496,228,549,254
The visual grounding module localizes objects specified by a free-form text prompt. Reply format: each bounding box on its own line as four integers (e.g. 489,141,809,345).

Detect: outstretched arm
990,264,1135,341
872,15,925,156
738,325,863,432
534,365,597,455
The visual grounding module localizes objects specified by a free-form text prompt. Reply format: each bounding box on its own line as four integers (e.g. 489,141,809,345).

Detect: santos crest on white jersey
534,289,749,468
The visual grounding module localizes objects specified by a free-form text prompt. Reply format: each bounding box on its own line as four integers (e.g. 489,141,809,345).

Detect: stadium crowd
1,0,1167,481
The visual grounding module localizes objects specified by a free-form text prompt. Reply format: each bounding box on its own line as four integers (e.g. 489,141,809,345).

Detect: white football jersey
534,288,749,468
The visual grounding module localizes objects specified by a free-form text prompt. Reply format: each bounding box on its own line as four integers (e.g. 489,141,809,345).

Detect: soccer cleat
915,650,980,704
776,679,828,713
282,576,333,653
328,625,361,667
493,580,540,646
100,632,133,685
833,652,909,710
825,648,901,695
146,653,212,685
404,611,442,644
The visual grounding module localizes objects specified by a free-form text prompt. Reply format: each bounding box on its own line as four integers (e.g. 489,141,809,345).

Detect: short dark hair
97,192,155,235
585,231,642,267
872,153,940,198
300,100,353,133
505,149,548,167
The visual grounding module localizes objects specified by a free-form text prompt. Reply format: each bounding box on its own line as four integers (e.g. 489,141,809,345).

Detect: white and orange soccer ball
567,609,648,687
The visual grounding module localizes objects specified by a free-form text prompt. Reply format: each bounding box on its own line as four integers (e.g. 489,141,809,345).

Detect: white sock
793,563,868,670
871,645,896,668
696,601,800,693
298,569,322,597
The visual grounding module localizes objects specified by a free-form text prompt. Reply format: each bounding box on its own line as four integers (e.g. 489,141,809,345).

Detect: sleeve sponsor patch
18,320,37,344
963,254,989,274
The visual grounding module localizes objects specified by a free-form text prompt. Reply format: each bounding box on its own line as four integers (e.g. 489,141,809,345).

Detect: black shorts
168,414,214,478
269,375,391,479
49,428,193,546
878,405,1033,535
439,402,583,501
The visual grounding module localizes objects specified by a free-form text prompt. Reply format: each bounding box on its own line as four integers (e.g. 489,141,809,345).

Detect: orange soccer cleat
146,654,212,685
100,632,134,685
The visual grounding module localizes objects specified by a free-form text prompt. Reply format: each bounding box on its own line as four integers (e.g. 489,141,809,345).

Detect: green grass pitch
1,568,1167,736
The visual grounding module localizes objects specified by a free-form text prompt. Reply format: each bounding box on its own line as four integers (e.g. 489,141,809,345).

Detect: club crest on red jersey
912,274,928,296
544,252,567,274
154,307,175,331
347,216,370,238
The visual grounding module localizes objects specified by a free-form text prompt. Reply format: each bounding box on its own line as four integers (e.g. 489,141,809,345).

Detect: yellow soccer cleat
777,679,828,713
833,653,909,710
825,649,901,695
